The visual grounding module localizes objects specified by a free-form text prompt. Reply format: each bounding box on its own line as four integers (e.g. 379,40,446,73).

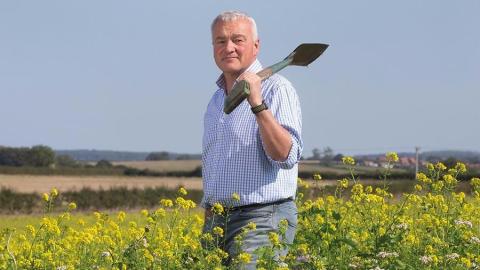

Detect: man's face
212,19,259,77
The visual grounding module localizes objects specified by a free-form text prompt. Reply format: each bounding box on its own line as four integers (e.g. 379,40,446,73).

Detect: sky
1,1,479,156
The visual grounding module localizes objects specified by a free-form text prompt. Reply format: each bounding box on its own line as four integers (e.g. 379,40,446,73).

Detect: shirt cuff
265,134,300,169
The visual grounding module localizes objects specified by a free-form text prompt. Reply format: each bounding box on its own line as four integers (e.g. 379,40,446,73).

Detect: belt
229,197,294,212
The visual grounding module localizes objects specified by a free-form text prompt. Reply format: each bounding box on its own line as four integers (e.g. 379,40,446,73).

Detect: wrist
251,100,268,114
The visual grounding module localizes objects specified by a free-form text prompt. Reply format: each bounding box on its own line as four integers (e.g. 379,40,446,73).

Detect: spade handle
224,58,293,114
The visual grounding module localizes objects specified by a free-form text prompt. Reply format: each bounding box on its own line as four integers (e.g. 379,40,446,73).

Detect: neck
223,72,240,94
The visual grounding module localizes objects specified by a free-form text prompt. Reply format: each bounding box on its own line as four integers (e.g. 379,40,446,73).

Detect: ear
254,39,260,56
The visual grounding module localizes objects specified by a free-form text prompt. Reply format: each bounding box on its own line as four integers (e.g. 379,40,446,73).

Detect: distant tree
321,147,334,166
443,157,458,168
28,145,55,167
56,155,78,167
333,153,344,162
0,147,28,166
424,155,439,163
146,152,170,161
311,148,321,160
96,159,113,168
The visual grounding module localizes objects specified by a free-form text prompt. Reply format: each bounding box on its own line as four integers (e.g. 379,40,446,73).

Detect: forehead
212,19,253,38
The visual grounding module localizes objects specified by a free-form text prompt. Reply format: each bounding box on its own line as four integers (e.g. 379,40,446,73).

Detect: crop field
114,159,413,180
1,156,479,269
0,175,202,193
113,160,201,173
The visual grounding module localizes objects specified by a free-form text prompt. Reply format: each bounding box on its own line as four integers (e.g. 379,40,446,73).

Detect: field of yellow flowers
1,153,479,269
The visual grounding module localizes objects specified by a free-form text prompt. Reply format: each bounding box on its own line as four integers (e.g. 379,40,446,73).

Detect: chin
221,65,242,75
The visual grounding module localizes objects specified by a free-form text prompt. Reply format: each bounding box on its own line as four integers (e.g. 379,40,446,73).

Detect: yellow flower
68,202,77,210
426,162,434,171
338,178,349,189
297,243,308,255
213,226,224,237
232,192,240,201
175,197,196,209
461,257,472,268
415,184,423,192
342,156,355,166
237,252,251,264
386,152,399,162
471,177,480,189
435,162,447,171
351,184,364,195
212,202,224,215
160,199,174,208
315,215,325,224
117,211,126,222
178,187,188,196
42,193,49,202
206,254,222,264
50,187,58,197
443,174,457,186
313,173,322,181
269,232,280,246
202,233,214,242
246,222,257,231
26,225,35,236
417,173,432,184
140,209,149,217
155,208,166,218
455,162,467,174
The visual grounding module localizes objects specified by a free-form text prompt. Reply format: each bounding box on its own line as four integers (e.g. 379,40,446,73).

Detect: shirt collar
215,59,263,90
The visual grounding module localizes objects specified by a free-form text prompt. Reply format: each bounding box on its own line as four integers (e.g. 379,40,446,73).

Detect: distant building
363,160,379,167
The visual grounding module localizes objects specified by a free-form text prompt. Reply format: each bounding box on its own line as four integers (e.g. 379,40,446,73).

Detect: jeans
203,200,297,269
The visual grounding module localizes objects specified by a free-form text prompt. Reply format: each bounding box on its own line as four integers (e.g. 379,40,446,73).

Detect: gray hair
211,11,258,41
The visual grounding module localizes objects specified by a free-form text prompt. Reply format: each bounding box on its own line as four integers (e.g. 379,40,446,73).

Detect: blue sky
1,1,479,156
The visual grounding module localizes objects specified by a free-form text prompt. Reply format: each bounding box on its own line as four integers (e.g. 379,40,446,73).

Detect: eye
215,39,226,45
234,38,245,43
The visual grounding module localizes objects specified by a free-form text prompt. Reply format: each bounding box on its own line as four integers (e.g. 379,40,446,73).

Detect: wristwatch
251,101,268,114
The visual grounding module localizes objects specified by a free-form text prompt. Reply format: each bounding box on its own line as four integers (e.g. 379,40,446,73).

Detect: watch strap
251,101,268,114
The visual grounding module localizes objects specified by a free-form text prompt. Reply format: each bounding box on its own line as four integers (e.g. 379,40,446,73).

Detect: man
202,11,303,268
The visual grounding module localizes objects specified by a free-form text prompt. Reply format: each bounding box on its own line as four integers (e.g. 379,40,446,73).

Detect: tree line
0,145,55,167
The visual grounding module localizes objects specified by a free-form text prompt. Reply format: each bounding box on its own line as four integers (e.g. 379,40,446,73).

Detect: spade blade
289,43,329,66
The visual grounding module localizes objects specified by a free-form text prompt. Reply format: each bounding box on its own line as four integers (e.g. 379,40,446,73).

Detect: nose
225,39,236,54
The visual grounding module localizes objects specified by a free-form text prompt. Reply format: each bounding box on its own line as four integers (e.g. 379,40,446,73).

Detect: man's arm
238,72,295,161
255,110,292,161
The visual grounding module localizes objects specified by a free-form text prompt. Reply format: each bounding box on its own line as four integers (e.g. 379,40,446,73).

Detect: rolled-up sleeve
262,80,303,169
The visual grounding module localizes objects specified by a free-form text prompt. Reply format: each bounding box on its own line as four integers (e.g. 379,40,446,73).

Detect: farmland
0,175,202,193
113,160,202,173
0,159,479,269
115,159,411,177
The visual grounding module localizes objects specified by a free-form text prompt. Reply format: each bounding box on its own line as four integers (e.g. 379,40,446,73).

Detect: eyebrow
214,34,247,41
231,34,247,40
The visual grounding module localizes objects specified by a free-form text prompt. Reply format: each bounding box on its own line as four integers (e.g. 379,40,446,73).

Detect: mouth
222,56,238,61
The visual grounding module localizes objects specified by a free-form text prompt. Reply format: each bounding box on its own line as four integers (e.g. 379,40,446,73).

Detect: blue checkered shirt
201,59,303,208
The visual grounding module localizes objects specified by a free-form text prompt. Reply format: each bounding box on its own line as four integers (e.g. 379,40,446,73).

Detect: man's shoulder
265,73,292,86
263,74,296,96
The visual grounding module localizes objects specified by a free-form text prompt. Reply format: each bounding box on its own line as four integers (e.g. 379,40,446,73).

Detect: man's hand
238,72,262,107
